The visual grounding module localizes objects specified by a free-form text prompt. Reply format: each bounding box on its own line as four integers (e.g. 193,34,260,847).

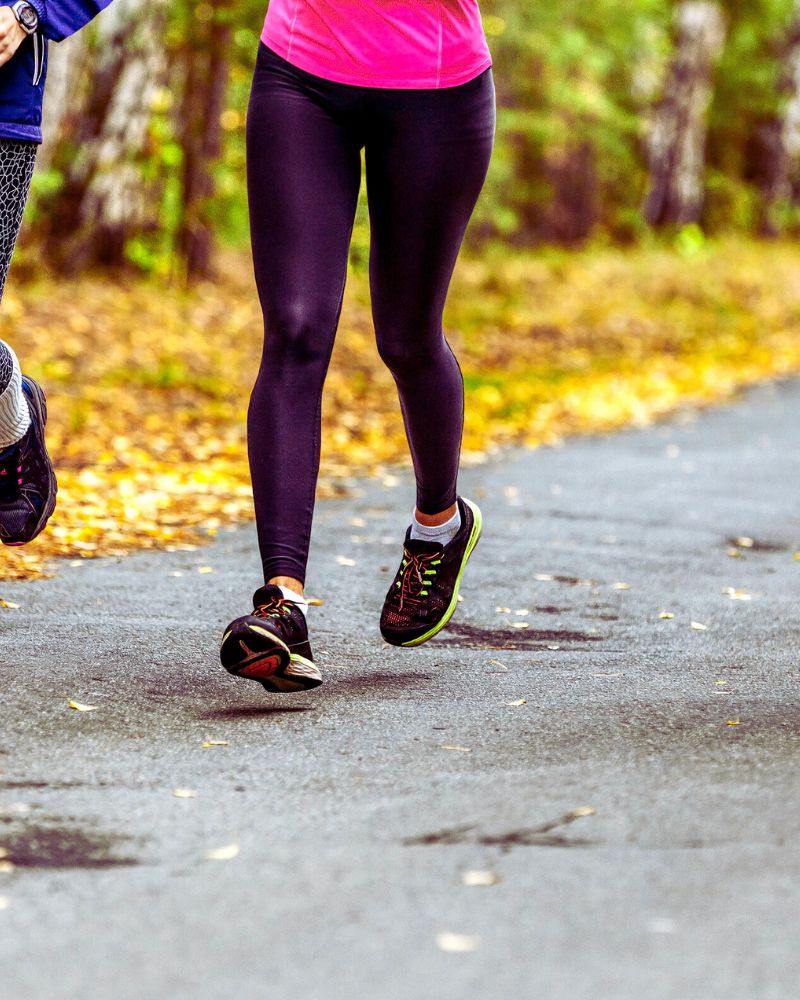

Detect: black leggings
246,42,495,585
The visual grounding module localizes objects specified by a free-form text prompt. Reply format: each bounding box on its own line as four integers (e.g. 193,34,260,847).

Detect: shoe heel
462,498,483,558
238,652,286,681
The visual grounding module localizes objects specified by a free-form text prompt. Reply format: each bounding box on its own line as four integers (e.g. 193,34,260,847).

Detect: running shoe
380,495,483,647
0,375,57,546
220,583,322,693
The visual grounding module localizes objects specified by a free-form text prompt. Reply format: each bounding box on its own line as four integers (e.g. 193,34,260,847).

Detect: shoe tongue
404,537,444,555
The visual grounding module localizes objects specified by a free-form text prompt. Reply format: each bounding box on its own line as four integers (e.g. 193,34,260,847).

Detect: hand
0,7,27,69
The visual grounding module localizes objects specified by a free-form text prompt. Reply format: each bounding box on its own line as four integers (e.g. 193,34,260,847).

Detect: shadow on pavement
197,705,315,720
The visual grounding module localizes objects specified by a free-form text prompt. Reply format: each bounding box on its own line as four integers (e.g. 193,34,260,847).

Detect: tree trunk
545,140,598,245
643,2,727,227
37,33,87,171
38,0,168,272
749,3,800,235
176,1,232,281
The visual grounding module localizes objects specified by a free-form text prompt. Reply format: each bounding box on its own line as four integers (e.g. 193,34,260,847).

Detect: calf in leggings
0,0,111,545
221,1,496,693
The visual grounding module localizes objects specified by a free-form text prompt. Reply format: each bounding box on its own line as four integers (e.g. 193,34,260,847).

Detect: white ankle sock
0,341,30,448
278,585,308,618
410,505,462,547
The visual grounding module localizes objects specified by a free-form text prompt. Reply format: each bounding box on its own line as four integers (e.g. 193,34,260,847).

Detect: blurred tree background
4,0,800,579
20,0,800,274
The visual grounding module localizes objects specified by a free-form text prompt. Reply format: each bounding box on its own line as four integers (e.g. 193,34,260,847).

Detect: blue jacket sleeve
24,0,113,42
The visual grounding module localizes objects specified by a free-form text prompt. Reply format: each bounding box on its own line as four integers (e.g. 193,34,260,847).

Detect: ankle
0,341,31,448
268,575,305,598
410,503,461,546
414,502,458,527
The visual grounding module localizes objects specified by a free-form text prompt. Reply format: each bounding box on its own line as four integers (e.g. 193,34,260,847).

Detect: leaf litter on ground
5,238,800,580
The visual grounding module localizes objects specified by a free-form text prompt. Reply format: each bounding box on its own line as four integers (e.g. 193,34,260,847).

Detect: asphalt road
1,379,798,1000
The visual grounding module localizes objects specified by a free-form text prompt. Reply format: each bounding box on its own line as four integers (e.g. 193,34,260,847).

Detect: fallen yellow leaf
201,740,228,748
506,698,527,706
726,719,741,726
0,600,20,609
436,932,480,953
612,582,630,590
68,701,98,712
722,587,751,600
690,621,708,631
658,611,675,619
462,870,499,887
205,843,239,861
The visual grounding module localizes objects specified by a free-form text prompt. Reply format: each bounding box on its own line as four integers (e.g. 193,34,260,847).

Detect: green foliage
705,0,800,231
23,0,800,271
470,0,670,245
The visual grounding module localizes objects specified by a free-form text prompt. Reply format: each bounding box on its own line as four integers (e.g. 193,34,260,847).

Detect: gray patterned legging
0,139,37,305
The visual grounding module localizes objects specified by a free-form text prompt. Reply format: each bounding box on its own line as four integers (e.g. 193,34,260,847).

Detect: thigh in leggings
246,44,363,585
365,70,495,514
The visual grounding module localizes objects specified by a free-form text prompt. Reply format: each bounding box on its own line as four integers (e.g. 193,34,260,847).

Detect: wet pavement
1,378,798,1000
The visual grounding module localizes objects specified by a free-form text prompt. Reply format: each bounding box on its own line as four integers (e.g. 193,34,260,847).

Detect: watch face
19,5,38,29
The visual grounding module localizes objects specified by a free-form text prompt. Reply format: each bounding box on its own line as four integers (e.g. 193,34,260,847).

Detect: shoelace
252,595,294,620
0,445,23,500
394,549,442,611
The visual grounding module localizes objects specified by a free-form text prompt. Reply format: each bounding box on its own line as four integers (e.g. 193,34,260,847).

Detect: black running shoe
380,496,483,647
220,583,322,693
0,375,57,546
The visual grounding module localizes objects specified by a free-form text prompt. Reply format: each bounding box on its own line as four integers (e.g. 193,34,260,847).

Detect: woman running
220,0,496,692
0,0,111,544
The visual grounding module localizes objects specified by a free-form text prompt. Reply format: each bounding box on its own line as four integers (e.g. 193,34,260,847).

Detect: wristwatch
12,1,39,34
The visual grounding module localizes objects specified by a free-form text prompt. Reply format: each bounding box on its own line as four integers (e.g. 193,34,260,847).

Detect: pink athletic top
261,1,492,89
